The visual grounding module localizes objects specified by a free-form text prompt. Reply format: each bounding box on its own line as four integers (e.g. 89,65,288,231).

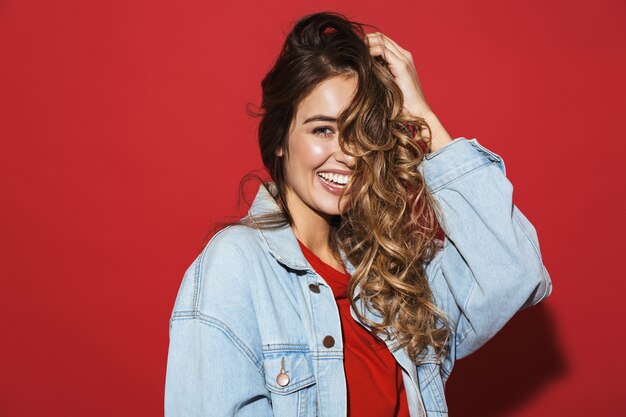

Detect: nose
333,136,356,170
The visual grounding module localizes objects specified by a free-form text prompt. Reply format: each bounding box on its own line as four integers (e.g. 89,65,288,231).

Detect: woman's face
276,73,357,222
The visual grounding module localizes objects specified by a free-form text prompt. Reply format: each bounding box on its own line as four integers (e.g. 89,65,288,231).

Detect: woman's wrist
421,112,453,153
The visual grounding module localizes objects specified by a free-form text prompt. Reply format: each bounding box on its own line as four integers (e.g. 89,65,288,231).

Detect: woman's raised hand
365,32,432,119
365,32,453,153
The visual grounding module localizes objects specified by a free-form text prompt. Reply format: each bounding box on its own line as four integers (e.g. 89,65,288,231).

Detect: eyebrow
303,114,338,124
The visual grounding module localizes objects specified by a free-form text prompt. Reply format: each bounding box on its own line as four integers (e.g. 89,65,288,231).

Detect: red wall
1,1,624,416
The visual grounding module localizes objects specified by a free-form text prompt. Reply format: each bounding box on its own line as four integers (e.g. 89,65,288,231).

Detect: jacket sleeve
419,137,553,362
165,315,272,417
164,228,273,417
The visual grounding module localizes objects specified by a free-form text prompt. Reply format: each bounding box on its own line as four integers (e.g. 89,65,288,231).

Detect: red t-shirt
297,238,411,417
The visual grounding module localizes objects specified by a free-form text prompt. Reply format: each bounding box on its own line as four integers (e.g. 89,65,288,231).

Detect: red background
1,1,625,416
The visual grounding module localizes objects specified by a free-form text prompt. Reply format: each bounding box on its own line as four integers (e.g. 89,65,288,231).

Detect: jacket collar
246,182,395,340
246,182,357,277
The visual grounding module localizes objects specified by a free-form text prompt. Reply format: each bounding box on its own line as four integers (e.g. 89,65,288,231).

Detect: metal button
276,372,290,387
276,357,290,386
309,283,320,293
323,335,335,348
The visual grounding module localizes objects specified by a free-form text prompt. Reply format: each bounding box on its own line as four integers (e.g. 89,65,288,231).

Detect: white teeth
318,172,350,185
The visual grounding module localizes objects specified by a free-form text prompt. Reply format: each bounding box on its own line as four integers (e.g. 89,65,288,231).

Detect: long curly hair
207,11,451,364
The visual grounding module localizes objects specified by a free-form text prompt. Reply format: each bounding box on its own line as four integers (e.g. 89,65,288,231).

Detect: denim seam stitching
424,368,448,412
455,278,477,347
431,238,475,349
298,389,304,417
419,362,437,385
429,160,497,194
262,344,311,353
440,234,476,348
426,242,446,285
512,209,551,304
192,225,234,311
468,139,506,175
192,256,202,314
265,374,316,393
424,137,466,160
170,312,264,376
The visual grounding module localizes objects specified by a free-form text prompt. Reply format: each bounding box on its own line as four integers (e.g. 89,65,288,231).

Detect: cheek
291,139,330,166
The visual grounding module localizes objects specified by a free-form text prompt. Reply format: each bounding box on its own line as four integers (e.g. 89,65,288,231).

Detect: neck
284,187,334,256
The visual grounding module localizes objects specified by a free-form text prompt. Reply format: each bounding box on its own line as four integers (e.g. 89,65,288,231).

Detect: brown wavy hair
205,11,451,364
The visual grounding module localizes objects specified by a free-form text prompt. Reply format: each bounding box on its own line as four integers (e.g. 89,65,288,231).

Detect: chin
316,205,341,217
316,198,350,217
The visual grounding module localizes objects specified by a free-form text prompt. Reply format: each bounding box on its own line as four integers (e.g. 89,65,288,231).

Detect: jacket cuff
420,137,506,192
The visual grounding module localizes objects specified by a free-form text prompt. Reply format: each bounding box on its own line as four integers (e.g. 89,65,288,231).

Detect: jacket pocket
262,348,317,417
416,360,448,415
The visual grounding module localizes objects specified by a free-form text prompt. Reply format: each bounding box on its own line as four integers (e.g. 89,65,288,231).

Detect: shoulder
171,224,263,317
169,224,266,361
206,222,262,251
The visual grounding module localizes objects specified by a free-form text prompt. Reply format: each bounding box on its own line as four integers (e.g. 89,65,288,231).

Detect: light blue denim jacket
164,137,553,417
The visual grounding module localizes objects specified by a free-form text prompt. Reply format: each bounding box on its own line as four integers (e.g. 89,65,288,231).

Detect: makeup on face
282,74,358,217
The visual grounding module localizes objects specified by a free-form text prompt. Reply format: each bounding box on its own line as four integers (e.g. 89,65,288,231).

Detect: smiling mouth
316,172,351,186
316,172,353,196
318,175,345,187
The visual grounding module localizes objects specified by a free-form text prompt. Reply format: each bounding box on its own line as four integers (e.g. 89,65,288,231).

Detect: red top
297,238,411,417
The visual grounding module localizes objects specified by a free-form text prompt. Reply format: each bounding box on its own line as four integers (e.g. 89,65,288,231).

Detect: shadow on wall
446,303,565,417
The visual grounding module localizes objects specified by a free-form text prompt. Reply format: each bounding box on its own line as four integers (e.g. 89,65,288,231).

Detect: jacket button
323,335,335,348
309,283,320,293
276,371,290,387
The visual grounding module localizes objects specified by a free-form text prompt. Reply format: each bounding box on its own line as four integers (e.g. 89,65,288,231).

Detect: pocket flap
262,349,316,395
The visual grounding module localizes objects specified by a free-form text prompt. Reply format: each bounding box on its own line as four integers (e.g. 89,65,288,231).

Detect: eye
312,126,335,137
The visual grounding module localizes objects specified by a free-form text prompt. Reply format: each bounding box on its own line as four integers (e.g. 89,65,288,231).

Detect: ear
275,147,284,157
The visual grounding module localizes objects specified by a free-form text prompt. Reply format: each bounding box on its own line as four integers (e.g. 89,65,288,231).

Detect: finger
368,32,412,63
368,44,403,72
376,33,411,58
367,33,410,62
368,34,406,64
366,32,407,53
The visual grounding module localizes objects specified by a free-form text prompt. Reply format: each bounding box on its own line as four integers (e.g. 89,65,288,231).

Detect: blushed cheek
296,137,333,165
289,132,335,170
308,142,330,161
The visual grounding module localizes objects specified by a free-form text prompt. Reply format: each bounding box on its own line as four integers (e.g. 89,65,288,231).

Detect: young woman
164,11,552,417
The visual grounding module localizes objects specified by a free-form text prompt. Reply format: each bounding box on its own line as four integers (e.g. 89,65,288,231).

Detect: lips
317,173,352,196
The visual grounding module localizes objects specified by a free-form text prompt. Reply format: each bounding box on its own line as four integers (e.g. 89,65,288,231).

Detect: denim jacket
164,137,553,417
